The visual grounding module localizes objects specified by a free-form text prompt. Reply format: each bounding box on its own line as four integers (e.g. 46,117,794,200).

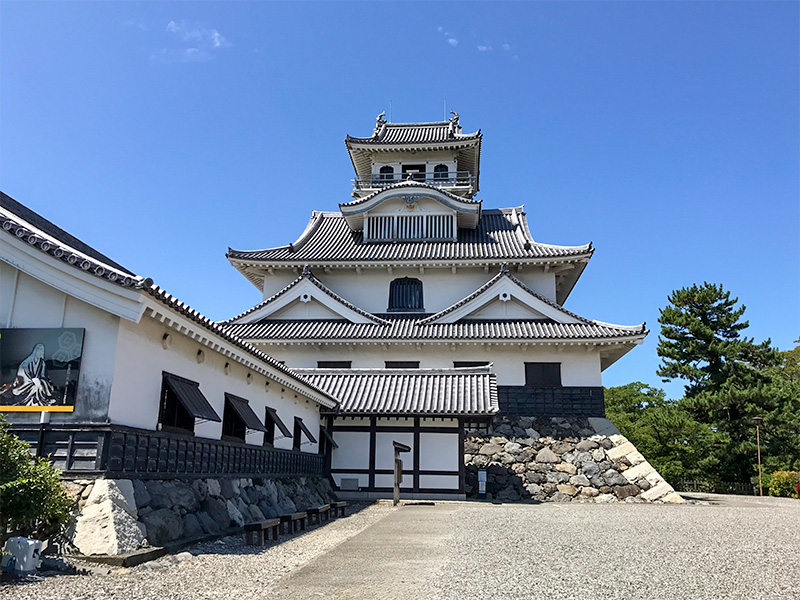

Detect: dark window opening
263,415,275,446
264,406,292,447
454,361,491,368
388,277,424,312
402,164,426,181
222,399,247,442
158,373,220,433
378,165,395,183
433,164,449,180
158,379,195,434
385,361,420,369
524,363,562,387
293,419,302,451
317,361,352,369
293,417,317,451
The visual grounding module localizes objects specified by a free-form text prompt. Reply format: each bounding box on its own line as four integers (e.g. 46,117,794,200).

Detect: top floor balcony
352,171,475,195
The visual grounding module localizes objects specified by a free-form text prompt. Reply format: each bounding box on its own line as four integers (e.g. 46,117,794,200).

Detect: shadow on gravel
187,501,377,558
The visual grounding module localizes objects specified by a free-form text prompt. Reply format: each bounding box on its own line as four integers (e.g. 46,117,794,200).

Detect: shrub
0,418,72,544
767,471,800,498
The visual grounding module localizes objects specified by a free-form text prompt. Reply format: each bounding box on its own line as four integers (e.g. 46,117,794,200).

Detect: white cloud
502,43,511,51
448,38,458,47
477,45,492,52
165,20,230,49
150,20,230,64
437,26,444,32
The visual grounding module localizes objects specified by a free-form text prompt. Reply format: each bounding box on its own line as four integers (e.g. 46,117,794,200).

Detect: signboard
0,328,85,412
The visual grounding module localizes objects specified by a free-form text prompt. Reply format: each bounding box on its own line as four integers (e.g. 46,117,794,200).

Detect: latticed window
388,277,424,312
433,164,449,180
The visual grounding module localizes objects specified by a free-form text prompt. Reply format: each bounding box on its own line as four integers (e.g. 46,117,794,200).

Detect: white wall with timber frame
327,415,466,499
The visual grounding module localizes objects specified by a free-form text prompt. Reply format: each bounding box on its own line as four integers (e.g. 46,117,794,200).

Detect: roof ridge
1,201,142,288
140,283,338,406
339,180,481,208
221,267,389,325
293,365,494,375
419,264,596,325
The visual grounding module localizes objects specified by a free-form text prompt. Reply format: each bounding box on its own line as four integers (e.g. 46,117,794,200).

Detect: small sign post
392,440,411,506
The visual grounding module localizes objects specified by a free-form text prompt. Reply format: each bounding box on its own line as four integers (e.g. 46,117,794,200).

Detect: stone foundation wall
62,475,337,556
464,416,683,504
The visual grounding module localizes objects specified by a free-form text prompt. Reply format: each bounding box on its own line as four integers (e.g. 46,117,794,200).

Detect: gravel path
436,496,800,600
3,496,798,599
1,502,394,600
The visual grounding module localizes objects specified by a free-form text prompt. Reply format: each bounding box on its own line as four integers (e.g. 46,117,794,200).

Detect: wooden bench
331,501,348,518
279,511,307,534
306,504,331,525
244,518,281,546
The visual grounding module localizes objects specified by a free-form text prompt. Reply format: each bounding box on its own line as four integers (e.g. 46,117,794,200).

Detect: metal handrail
352,171,474,190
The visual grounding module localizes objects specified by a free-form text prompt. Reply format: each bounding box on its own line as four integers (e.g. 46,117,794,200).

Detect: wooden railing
353,171,474,191
9,423,325,479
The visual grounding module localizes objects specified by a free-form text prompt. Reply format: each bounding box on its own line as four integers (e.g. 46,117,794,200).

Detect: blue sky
2,2,798,399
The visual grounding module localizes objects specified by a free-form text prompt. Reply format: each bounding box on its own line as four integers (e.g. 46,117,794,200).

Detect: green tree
656,283,791,483
0,418,72,544
605,382,720,483
656,283,777,398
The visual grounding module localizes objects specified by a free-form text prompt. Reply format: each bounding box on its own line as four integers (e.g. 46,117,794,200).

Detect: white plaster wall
260,344,603,387
419,475,459,489
108,314,321,450
258,266,557,316
370,150,458,176
368,197,455,217
418,433,459,471
375,473,413,489
269,298,344,320
1,266,120,422
375,431,414,470
330,432,370,470
465,296,547,320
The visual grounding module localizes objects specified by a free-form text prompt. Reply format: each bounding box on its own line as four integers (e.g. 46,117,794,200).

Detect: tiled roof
345,120,481,146
1,192,135,276
1,192,141,288
223,266,389,325
227,208,592,264
293,366,498,416
0,191,339,409
223,318,648,343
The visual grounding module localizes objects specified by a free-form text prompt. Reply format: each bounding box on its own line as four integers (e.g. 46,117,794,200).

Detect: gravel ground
0,502,393,600
435,496,800,600
3,496,798,600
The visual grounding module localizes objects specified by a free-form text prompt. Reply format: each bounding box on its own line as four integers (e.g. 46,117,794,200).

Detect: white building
223,114,647,498
0,192,338,479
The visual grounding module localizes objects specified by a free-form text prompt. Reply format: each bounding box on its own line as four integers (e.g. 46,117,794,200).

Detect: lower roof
294,366,498,416
223,318,647,343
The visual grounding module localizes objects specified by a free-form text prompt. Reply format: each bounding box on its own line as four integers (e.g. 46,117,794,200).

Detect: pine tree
656,283,777,397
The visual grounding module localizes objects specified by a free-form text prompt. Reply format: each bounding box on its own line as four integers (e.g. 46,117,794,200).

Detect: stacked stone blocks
464,416,683,504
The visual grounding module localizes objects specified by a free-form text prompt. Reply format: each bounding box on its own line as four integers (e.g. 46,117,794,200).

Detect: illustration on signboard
0,328,85,412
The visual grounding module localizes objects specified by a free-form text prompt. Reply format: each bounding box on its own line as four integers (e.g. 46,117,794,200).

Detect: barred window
388,277,424,312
